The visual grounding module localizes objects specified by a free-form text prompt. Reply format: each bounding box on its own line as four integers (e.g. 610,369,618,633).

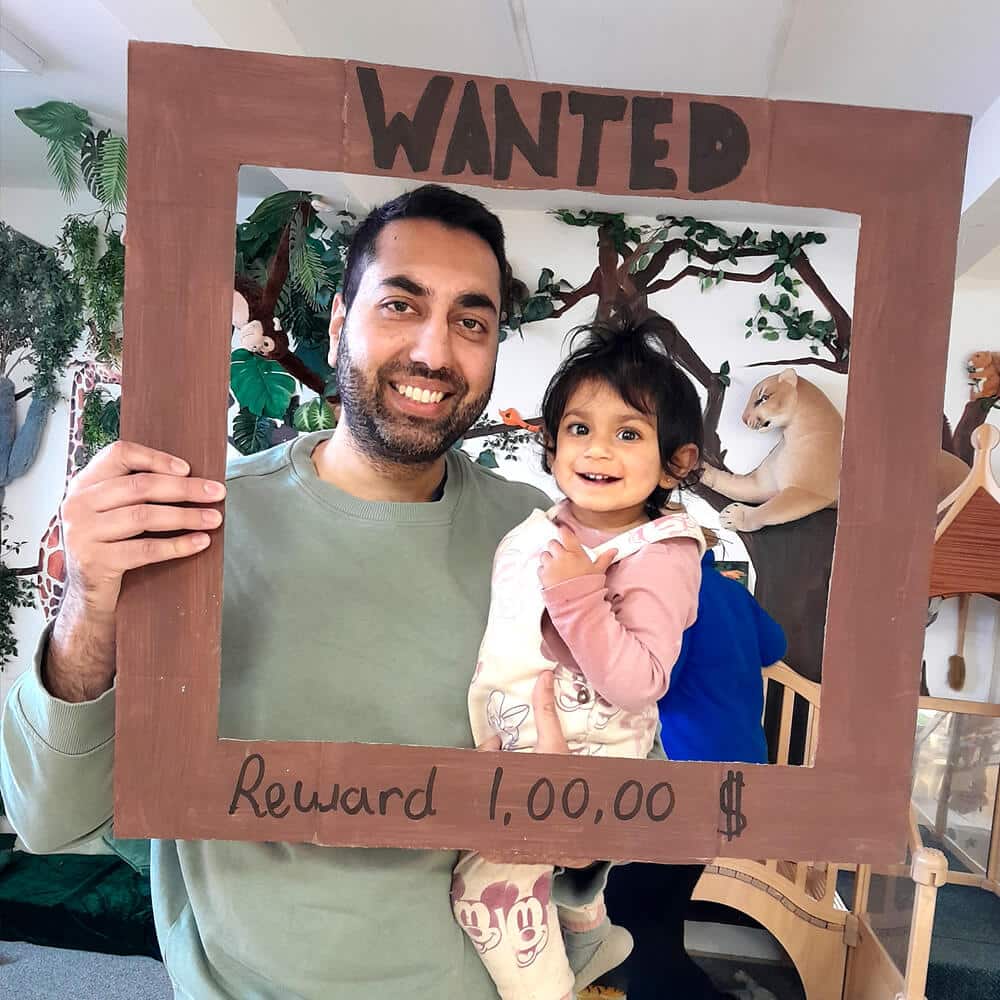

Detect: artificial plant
0,223,83,510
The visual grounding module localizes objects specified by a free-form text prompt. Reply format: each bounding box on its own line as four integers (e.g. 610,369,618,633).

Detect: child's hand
538,526,617,589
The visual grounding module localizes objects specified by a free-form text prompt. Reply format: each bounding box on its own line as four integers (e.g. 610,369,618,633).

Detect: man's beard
336,332,493,466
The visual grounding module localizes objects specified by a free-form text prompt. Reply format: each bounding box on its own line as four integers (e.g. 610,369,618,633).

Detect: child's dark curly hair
541,311,704,520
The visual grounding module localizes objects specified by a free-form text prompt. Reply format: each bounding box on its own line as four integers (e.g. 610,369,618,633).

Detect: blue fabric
658,551,786,764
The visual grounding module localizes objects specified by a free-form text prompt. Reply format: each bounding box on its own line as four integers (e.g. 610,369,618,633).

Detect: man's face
329,219,501,466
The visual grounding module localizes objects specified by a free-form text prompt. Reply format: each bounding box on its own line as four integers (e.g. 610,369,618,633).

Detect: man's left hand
476,670,594,869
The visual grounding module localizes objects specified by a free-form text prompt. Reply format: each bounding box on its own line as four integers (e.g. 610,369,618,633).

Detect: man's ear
328,293,346,367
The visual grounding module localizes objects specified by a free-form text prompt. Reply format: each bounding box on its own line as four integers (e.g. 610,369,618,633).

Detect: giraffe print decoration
36,361,121,624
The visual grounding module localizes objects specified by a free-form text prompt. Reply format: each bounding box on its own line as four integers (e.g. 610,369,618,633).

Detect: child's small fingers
594,548,618,572
558,525,581,550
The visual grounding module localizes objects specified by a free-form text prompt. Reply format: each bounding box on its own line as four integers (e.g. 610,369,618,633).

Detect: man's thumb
533,671,569,754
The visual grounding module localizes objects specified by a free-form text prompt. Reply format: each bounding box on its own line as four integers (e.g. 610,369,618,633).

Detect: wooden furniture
845,423,1000,1000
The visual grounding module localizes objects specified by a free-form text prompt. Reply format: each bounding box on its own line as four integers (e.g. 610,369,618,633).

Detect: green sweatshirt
1,430,567,999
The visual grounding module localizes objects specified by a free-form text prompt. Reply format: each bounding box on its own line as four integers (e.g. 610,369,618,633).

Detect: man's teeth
395,384,445,404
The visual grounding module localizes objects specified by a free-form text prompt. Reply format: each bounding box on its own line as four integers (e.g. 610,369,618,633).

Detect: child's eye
618,428,640,442
566,423,588,436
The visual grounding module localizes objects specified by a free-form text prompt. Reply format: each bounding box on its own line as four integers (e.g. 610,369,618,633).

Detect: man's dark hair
541,311,705,519
341,184,508,315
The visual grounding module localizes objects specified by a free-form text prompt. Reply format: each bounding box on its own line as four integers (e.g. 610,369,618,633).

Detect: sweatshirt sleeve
0,625,115,854
752,599,787,667
541,538,701,713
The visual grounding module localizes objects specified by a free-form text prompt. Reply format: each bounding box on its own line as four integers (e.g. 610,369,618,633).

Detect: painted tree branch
645,263,780,294
746,354,845,373
463,419,543,440
952,397,996,464
550,269,601,319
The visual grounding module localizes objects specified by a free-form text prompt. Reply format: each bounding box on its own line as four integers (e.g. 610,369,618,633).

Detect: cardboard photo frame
116,41,969,863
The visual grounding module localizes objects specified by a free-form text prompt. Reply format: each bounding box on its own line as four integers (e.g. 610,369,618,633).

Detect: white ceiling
3,0,1000,274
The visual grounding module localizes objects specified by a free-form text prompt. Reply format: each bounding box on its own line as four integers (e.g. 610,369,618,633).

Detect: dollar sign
718,769,747,841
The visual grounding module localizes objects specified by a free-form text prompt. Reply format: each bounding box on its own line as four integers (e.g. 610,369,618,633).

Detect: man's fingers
92,504,224,542
481,851,594,867
71,440,191,490
476,733,502,752
532,671,570,755
80,472,226,514
105,533,213,573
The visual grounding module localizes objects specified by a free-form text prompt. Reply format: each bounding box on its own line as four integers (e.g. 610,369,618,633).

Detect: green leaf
292,339,335,383
719,374,731,387
812,233,827,244
15,101,91,143
292,397,336,432
230,349,296,418
100,397,121,439
246,190,312,230
16,102,92,201
232,408,276,455
476,449,499,469
720,361,730,375
757,317,768,330
45,138,83,200
778,294,791,311
759,294,769,309
290,218,324,299
537,268,554,293
762,331,780,342
810,345,820,355
81,129,110,200
745,317,754,327
521,295,554,324
97,135,127,213
745,331,753,339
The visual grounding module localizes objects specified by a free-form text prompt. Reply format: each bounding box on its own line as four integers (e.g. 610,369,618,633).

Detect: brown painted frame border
116,41,969,863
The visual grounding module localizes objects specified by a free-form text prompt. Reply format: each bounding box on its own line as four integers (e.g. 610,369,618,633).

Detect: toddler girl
452,313,707,999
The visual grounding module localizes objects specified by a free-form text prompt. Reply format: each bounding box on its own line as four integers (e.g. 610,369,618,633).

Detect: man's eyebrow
378,274,430,297
456,291,498,315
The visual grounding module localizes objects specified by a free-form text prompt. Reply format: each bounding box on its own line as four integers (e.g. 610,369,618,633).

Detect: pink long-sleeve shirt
540,504,702,715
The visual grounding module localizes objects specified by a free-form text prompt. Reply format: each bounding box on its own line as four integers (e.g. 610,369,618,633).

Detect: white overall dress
452,504,705,1000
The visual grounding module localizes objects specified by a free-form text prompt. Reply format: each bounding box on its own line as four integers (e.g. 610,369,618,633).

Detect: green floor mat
0,851,159,960
926,882,1000,1000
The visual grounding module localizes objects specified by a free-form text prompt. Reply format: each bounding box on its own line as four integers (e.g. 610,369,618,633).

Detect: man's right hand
45,441,225,702
60,440,226,613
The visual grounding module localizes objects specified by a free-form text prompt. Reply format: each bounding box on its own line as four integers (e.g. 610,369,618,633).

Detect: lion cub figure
702,370,840,532
968,351,1000,400
703,369,970,533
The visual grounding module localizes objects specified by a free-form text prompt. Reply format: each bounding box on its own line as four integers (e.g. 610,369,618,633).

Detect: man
0,185,607,999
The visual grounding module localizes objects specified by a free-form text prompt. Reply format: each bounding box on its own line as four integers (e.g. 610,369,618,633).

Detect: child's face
551,380,671,525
